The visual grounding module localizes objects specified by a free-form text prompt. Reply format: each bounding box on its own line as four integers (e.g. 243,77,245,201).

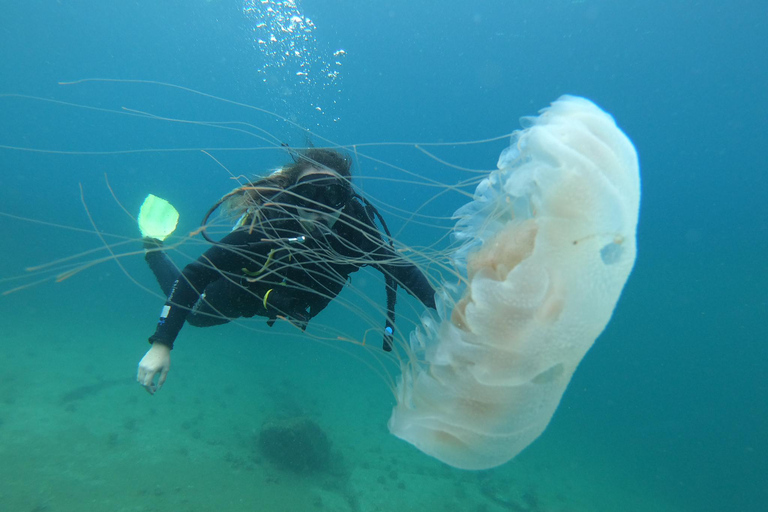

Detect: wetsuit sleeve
349,211,436,309
148,229,258,349
341,200,436,310
384,262,436,310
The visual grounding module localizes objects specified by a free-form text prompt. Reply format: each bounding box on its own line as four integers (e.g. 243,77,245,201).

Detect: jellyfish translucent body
388,96,640,470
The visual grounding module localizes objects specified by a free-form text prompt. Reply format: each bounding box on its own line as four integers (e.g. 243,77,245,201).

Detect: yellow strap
263,288,273,310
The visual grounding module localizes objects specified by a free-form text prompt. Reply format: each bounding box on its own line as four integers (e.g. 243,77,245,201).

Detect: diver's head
291,168,351,231
221,148,354,233
282,149,353,231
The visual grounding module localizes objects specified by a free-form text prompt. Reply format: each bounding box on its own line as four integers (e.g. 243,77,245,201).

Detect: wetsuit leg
143,239,260,328
143,240,181,297
186,277,258,327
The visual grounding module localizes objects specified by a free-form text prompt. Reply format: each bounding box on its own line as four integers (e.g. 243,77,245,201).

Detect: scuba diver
136,148,436,394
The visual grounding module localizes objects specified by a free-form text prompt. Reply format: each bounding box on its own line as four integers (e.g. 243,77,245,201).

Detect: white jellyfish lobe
388,95,640,470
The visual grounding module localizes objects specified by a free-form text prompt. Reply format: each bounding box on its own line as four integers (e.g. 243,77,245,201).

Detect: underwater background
1,1,766,511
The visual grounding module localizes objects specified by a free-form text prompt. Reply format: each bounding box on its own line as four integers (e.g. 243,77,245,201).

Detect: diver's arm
138,229,263,394
341,201,436,309
137,252,227,395
385,263,436,310
357,229,436,309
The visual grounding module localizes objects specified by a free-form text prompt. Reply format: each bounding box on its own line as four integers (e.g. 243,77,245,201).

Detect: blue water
1,1,766,511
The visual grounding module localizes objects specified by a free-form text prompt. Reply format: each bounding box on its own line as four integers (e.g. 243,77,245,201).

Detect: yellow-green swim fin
138,194,179,241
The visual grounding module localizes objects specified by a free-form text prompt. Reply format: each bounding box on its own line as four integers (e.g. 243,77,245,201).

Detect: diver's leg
186,300,232,327
186,278,256,327
143,239,181,297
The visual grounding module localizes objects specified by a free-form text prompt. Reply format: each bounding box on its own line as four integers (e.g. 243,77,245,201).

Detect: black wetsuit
146,198,436,349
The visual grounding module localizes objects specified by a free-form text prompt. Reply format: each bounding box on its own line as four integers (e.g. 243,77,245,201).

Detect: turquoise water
1,1,766,511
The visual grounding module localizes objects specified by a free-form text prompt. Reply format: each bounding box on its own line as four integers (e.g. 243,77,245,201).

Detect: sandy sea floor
0,285,682,512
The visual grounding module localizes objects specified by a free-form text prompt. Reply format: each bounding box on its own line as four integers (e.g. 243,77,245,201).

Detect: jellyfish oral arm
388,96,640,470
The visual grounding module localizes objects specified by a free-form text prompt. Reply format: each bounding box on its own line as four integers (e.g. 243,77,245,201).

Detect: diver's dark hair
286,147,352,180
219,147,353,224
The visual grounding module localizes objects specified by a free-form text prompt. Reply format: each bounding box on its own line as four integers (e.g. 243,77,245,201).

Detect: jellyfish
388,95,640,470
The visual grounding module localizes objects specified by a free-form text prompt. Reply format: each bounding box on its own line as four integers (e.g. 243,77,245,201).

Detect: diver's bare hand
137,343,171,395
